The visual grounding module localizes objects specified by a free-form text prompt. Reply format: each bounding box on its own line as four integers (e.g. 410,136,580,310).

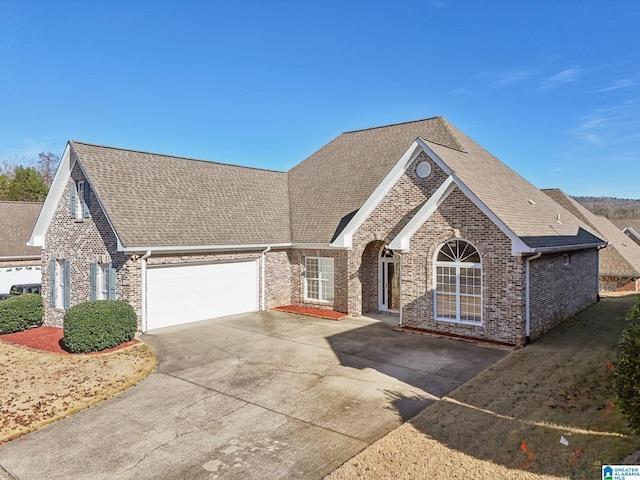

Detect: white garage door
146,260,259,330
0,265,41,294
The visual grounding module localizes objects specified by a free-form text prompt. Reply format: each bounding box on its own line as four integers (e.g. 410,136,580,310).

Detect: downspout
261,246,271,311
140,250,152,333
398,252,403,326
525,251,542,343
596,243,607,299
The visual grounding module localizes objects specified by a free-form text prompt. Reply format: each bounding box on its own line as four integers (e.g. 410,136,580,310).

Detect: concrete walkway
0,311,507,480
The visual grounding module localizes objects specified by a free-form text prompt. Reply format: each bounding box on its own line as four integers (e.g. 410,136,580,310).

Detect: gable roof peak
343,116,444,134
340,116,466,153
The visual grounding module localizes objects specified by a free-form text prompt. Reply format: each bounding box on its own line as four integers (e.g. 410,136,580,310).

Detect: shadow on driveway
0,310,509,480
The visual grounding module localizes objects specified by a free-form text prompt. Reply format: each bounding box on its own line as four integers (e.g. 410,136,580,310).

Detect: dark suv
8,283,41,296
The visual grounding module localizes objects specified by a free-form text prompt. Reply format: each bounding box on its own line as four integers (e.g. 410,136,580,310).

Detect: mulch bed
273,305,348,320
0,326,140,355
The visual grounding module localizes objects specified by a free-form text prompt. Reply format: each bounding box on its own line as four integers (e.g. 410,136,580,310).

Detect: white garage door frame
0,264,42,294
145,259,259,331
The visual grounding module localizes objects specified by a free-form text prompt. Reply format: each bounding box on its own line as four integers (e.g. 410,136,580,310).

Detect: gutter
140,250,152,333
0,255,41,261
260,246,271,311
122,242,345,255
517,241,607,256
525,252,542,343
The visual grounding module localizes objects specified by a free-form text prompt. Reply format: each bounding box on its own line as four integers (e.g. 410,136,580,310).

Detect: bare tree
0,159,15,177
36,152,60,187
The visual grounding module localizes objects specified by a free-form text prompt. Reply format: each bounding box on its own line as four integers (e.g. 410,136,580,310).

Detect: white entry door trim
378,247,400,312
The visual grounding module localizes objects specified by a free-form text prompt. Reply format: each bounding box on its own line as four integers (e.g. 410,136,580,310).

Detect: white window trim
97,263,109,300
55,259,65,309
75,180,85,220
433,240,483,325
304,257,335,303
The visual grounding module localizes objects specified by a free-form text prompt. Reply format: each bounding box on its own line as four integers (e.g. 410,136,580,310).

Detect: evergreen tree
7,166,48,201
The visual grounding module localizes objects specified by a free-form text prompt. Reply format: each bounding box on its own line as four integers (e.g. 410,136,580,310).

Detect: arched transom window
434,239,482,324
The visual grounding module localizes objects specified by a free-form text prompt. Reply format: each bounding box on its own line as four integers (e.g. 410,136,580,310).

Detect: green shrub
614,301,640,434
63,300,137,353
0,294,43,334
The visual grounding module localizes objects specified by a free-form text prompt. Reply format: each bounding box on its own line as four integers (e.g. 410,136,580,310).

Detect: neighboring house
614,219,640,248
29,117,606,346
622,226,640,248
0,201,43,293
543,189,640,292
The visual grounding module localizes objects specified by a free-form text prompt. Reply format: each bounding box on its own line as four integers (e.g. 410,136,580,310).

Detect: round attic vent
416,161,432,178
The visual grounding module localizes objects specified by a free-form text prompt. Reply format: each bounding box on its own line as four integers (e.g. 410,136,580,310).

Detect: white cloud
570,101,640,147
594,78,638,93
477,68,534,88
540,67,582,89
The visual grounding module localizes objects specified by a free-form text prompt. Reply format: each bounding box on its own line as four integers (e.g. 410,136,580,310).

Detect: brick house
0,201,43,293
543,189,640,292
29,117,606,345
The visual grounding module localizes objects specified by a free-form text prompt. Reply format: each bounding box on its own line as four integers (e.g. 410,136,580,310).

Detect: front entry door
379,247,400,312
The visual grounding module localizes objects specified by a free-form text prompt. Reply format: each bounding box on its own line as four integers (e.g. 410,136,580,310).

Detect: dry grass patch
0,342,156,443
328,294,640,480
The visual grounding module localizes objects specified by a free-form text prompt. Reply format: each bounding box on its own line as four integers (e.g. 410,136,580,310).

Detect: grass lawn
0,342,156,444
328,294,640,479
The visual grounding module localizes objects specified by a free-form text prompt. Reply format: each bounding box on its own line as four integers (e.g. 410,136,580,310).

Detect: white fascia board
330,140,425,250
291,243,345,250
28,143,73,247
123,243,292,254
414,138,532,256
389,176,456,252
623,226,640,241
123,242,346,254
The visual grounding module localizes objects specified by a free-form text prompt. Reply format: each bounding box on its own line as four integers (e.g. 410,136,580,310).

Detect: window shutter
49,259,56,307
90,262,97,301
83,183,91,218
108,264,116,300
63,260,71,309
69,183,77,218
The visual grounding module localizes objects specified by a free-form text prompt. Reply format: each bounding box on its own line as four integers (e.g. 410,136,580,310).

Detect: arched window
434,239,482,324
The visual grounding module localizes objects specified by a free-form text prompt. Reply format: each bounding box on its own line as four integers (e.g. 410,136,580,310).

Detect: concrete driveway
0,311,507,480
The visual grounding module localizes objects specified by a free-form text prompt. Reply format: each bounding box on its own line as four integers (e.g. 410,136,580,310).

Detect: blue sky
1,1,638,198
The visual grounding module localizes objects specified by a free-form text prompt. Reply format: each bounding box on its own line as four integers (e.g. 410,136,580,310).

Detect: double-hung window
434,239,482,324
90,262,116,300
304,257,334,302
70,180,90,219
50,258,70,309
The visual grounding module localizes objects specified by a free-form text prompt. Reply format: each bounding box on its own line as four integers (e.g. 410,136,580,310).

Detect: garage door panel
147,260,258,330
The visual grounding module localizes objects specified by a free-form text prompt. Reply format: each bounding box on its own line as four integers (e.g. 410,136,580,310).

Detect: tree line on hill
0,152,59,202
574,196,640,220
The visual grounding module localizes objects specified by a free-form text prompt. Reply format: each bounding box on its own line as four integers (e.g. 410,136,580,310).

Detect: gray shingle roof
613,219,640,233
68,117,604,251
426,121,603,249
70,142,291,247
0,201,42,259
289,117,602,249
543,189,640,275
288,117,466,243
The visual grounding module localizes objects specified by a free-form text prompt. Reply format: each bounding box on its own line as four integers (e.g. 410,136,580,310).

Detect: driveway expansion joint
161,371,370,444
